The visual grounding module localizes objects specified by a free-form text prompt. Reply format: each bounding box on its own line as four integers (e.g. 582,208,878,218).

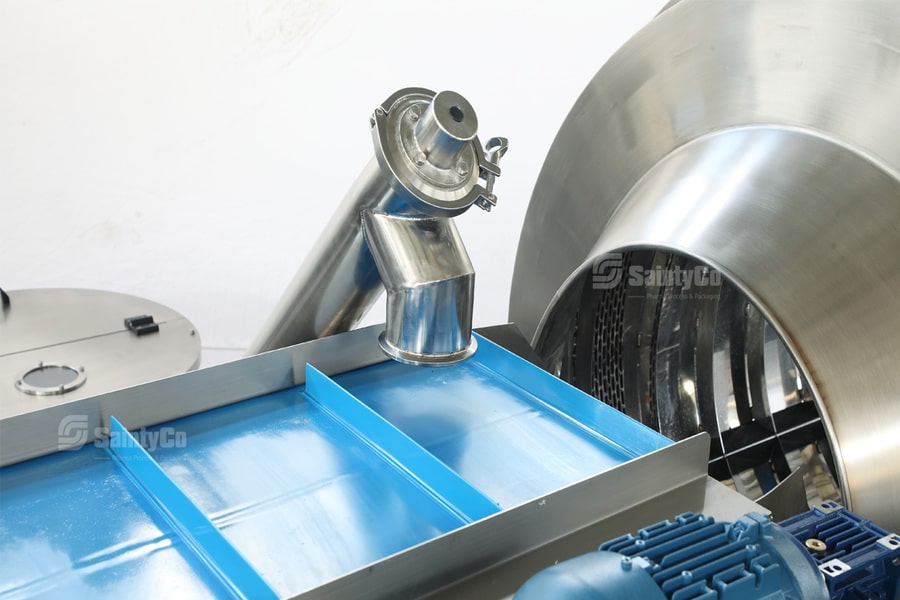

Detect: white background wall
1,0,663,366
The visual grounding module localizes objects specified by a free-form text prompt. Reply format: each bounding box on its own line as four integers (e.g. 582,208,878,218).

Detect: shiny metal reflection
511,0,900,529
362,211,476,365
15,363,87,396
250,88,505,365
538,248,841,509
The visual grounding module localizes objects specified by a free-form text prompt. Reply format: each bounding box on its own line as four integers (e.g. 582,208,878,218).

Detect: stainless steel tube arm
249,88,506,364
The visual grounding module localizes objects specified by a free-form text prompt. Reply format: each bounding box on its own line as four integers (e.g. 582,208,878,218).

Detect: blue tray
0,334,670,598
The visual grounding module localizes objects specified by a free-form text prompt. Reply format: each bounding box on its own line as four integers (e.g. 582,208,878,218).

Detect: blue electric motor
514,505,899,600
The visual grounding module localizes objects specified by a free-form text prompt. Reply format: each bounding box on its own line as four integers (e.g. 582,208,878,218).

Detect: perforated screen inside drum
564,249,841,507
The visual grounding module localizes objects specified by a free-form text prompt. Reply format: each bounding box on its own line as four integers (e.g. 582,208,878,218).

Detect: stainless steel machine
511,0,900,534
2,1,900,598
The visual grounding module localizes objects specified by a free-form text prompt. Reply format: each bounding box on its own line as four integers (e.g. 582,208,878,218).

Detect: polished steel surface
247,157,396,354
541,247,840,510
371,88,502,218
510,0,900,530
363,211,476,365
15,363,87,396
413,90,478,170
250,88,505,362
0,324,387,467
0,288,200,414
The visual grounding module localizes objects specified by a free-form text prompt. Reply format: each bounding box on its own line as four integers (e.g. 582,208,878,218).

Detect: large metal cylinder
510,0,900,530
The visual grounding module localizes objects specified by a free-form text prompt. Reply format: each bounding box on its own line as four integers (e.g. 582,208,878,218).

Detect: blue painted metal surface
515,512,830,600
305,364,500,522
142,381,468,596
514,503,900,600
105,417,278,600
334,334,670,507
0,446,230,599
0,334,671,599
778,502,900,600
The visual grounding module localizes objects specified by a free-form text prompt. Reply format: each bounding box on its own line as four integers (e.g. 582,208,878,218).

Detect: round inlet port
449,105,465,123
16,363,86,396
538,249,842,508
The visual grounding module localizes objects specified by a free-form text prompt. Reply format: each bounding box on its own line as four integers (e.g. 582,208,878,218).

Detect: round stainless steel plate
1,288,200,415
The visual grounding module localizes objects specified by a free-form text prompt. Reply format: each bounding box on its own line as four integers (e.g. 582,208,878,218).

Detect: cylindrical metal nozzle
413,90,478,170
249,88,505,366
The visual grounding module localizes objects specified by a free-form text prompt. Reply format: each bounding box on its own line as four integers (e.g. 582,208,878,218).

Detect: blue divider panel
105,416,278,600
306,364,500,522
334,333,670,507
141,385,470,596
0,331,671,599
0,445,229,599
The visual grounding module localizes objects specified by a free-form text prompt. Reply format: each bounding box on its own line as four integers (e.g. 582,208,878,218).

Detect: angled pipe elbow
249,87,505,366
363,211,476,366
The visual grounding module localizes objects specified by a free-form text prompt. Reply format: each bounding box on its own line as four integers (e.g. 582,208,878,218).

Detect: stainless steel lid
1,288,200,417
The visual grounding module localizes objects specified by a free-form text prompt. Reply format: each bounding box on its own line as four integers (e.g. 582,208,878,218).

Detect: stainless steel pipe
510,0,900,529
363,211,475,365
250,88,506,365
249,157,393,355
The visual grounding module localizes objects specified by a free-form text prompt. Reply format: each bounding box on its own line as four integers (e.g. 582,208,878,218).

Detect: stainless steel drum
510,0,900,529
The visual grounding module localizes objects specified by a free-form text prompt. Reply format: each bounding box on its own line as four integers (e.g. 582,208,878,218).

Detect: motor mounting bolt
805,538,827,554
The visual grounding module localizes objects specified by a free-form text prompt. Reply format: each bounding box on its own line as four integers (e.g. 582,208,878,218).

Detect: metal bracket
877,533,900,551
819,558,851,578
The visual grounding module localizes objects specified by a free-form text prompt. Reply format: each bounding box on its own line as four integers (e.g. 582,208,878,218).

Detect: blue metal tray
0,334,669,598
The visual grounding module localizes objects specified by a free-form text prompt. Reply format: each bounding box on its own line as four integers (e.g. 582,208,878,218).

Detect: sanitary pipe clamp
250,87,506,367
